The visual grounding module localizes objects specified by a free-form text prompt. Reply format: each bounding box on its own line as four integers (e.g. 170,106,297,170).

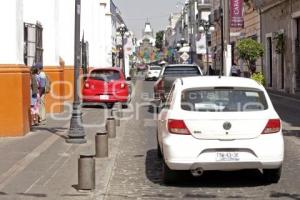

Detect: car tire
156,133,162,159
162,160,177,184
263,166,282,183
106,103,114,109
122,103,128,109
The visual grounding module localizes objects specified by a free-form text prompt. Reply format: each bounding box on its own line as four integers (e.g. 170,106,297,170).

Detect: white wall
23,0,59,66
105,6,113,67
1,0,121,69
0,0,24,64
58,0,74,66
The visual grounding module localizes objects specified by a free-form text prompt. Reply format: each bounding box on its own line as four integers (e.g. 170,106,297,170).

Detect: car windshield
181,87,268,112
164,66,200,77
150,66,161,70
89,70,120,81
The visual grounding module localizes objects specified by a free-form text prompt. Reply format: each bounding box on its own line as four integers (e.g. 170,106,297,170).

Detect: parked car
154,64,202,102
137,64,147,72
82,67,129,107
157,76,284,184
145,65,161,81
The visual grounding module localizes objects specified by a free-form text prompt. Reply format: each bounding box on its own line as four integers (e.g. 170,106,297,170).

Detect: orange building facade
0,0,113,137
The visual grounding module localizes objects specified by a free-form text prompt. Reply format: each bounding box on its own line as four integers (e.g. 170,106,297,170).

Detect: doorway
296,18,300,92
267,37,273,87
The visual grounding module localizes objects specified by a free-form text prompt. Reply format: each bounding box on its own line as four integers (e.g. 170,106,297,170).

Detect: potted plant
273,32,285,54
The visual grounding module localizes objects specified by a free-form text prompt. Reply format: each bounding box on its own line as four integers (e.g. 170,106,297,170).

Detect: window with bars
24,22,43,66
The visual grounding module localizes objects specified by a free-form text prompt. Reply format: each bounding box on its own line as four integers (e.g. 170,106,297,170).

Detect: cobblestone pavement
104,77,300,200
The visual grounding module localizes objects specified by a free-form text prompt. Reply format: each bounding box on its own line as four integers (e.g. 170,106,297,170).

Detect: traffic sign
180,52,189,61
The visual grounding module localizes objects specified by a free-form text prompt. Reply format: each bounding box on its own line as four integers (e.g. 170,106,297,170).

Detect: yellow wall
0,65,30,137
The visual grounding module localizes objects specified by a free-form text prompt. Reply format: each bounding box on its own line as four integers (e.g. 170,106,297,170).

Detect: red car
82,68,129,107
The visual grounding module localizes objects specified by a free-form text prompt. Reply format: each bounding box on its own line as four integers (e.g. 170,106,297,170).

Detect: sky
113,0,185,39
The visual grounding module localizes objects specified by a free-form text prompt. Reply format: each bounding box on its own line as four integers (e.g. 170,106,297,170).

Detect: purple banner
230,0,244,28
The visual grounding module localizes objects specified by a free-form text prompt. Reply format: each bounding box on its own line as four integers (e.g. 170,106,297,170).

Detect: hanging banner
230,0,244,28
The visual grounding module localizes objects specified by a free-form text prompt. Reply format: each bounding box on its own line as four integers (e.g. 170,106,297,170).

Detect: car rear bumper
162,133,284,171
82,93,128,103
145,74,159,79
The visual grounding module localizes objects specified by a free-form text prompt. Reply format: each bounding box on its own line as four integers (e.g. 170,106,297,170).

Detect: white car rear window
181,87,268,112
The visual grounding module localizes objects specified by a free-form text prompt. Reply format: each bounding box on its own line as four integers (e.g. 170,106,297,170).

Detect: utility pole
223,0,231,76
189,0,194,64
67,0,86,144
220,0,224,75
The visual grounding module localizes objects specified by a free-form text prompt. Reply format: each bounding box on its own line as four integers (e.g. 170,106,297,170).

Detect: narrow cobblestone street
103,77,300,200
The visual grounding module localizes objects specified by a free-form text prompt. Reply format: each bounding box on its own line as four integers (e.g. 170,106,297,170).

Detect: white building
0,0,127,137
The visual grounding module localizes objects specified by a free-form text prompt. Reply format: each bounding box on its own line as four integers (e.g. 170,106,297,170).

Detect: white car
157,76,284,184
145,65,161,81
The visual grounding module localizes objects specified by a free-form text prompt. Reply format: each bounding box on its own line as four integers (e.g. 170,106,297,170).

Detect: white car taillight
168,119,191,135
262,119,281,134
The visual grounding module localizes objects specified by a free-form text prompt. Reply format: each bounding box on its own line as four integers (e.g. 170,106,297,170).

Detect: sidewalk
0,104,125,200
267,89,300,101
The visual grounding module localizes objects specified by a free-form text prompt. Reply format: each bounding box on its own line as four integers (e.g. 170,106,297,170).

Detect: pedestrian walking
35,63,50,124
208,65,215,75
30,67,40,126
231,62,241,77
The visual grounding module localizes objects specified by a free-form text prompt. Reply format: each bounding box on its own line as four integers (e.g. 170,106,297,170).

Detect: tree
155,31,164,51
236,38,264,74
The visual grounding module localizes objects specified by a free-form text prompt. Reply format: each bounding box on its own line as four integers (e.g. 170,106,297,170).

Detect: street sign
180,52,189,61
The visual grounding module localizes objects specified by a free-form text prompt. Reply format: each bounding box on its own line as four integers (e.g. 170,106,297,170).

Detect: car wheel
263,166,282,183
122,103,128,109
162,160,177,184
106,103,114,109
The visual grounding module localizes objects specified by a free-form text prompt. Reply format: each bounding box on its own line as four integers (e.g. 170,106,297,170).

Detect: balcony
198,0,212,10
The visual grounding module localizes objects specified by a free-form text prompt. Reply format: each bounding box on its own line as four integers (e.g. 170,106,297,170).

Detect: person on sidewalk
30,67,40,126
35,63,49,124
231,62,241,77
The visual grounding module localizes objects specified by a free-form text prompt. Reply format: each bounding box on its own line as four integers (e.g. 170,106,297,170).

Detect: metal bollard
106,118,116,138
95,131,108,158
78,154,95,190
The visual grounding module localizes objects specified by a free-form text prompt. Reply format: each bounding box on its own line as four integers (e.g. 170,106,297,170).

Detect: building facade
137,22,156,64
0,0,127,137
210,0,261,75
259,0,300,94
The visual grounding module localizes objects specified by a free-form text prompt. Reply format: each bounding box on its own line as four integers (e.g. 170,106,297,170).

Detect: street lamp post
199,19,212,75
66,0,86,144
117,24,128,75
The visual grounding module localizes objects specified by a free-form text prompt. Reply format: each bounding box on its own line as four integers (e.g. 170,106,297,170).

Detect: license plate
100,95,109,100
216,152,240,161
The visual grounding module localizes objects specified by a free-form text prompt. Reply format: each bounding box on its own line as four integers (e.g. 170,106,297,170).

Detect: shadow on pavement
269,191,300,200
145,149,267,188
31,127,68,139
82,103,113,109
284,130,300,138
17,193,47,198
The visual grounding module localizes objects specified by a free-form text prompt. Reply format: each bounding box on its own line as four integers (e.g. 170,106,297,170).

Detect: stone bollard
95,131,108,158
78,154,95,190
106,118,116,138
116,103,123,118
111,109,120,127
